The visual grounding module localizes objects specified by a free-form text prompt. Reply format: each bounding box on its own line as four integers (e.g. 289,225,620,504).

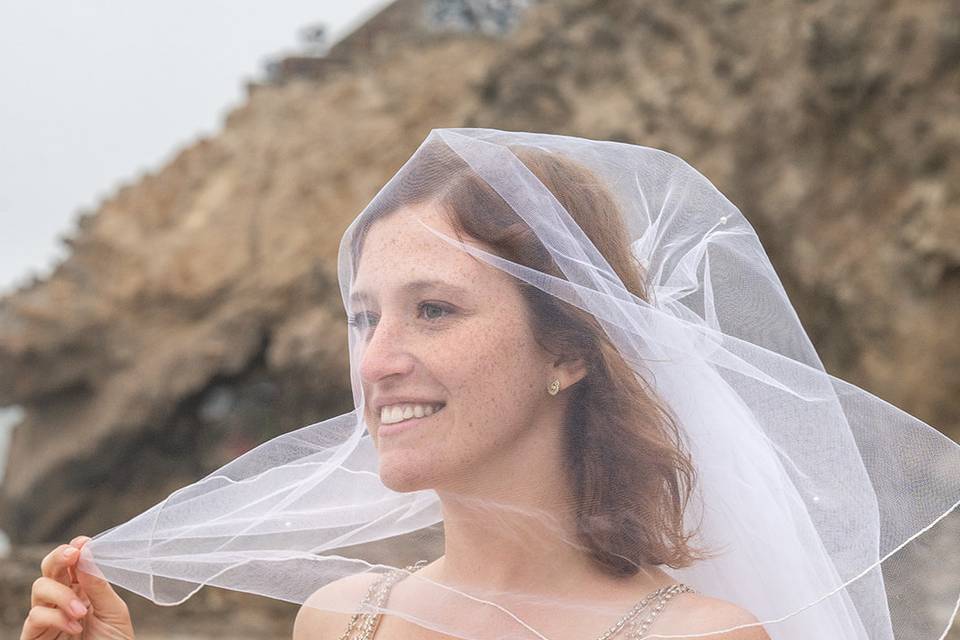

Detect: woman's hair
351,141,713,576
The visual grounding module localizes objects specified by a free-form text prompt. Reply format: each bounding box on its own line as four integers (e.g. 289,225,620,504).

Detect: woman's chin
378,460,437,493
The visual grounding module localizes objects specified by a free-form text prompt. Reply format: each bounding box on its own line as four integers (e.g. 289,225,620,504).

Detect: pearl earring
547,379,561,396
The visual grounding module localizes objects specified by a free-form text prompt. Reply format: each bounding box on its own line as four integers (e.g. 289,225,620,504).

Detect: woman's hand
20,535,135,639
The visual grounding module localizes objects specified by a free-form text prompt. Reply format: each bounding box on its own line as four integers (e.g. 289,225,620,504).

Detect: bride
21,130,957,640
291,161,772,640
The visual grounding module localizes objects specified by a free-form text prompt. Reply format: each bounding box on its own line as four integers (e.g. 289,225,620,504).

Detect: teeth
380,403,444,425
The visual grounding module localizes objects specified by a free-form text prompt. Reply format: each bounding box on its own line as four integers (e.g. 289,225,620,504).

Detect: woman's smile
377,403,446,437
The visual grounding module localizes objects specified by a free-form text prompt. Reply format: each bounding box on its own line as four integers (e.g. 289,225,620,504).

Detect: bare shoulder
292,571,383,640
655,592,772,640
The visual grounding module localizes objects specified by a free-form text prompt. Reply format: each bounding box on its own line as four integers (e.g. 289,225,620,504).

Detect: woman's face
350,202,559,494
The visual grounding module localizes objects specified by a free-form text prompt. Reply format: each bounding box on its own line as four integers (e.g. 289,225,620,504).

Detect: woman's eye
348,303,451,329
418,302,452,321
347,311,378,329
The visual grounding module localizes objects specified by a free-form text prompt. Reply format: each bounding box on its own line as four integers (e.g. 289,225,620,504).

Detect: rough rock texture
0,0,958,637
0,0,501,542
466,0,960,429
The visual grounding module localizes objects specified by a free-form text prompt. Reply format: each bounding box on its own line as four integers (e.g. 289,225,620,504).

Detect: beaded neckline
339,561,694,640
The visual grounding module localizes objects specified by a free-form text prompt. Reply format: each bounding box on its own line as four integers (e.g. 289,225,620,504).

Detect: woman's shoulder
655,591,772,640
292,571,385,640
291,573,771,640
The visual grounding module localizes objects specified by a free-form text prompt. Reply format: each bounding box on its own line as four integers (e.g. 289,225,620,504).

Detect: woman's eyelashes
347,301,455,330
417,301,454,321
347,310,378,330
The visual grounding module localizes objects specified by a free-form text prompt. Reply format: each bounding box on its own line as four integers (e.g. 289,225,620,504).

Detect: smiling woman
318,140,749,638
65,129,959,640
344,147,709,582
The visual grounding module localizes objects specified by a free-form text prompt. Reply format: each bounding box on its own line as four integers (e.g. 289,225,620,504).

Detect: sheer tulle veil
77,129,960,640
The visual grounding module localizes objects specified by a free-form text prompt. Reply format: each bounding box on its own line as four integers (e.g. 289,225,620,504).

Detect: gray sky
0,1,391,295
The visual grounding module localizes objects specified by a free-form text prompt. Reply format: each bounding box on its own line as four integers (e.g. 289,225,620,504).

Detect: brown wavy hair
351,140,713,576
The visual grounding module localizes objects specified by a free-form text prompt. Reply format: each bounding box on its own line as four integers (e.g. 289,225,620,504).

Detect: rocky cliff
0,0,957,634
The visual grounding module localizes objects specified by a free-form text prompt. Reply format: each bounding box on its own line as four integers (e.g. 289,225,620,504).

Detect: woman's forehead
359,205,459,257
352,204,499,294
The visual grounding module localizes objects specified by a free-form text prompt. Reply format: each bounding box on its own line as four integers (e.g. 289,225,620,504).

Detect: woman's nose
358,319,415,384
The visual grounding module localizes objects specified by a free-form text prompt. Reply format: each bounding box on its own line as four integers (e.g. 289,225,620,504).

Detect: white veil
78,129,960,639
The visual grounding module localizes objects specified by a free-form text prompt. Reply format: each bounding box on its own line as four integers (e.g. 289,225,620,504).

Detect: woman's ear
553,356,588,388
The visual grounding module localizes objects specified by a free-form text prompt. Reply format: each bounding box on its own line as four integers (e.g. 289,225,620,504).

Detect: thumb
75,545,129,620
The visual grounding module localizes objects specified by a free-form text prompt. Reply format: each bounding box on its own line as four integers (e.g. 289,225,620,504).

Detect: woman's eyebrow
349,279,469,304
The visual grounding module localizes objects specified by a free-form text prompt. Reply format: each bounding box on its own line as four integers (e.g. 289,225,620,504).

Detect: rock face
0,0,957,634
468,0,960,430
0,0,506,542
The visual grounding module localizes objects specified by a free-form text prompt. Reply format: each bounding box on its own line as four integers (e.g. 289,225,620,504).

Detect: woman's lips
378,405,445,437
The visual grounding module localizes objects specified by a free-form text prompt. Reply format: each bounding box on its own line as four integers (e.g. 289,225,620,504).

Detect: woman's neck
424,405,674,602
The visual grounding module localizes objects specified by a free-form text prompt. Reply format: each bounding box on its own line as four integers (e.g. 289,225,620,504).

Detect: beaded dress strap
340,563,694,640
597,583,696,640
338,561,428,640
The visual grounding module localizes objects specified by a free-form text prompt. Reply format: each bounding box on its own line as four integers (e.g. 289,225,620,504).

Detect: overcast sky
0,1,391,295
